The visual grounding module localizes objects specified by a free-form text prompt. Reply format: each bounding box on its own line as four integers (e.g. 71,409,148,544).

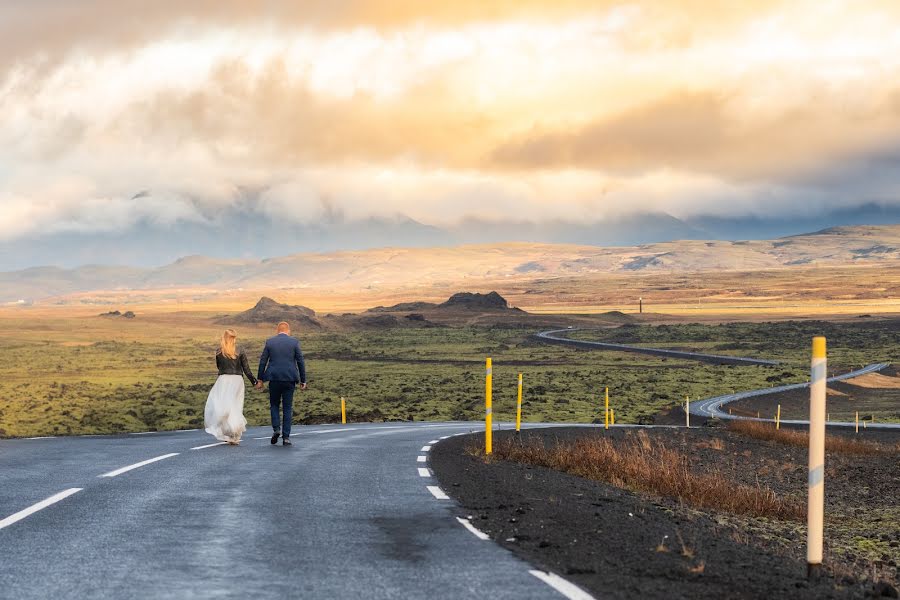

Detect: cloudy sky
2,0,900,243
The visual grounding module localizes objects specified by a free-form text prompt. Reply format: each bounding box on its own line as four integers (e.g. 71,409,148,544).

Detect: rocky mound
218,297,321,329
99,310,135,319
438,291,520,311
368,292,518,313
368,301,438,313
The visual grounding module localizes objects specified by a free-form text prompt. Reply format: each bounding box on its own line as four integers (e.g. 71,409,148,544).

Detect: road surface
535,329,780,366
689,363,900,429
0,422,595,600
537,329,897,430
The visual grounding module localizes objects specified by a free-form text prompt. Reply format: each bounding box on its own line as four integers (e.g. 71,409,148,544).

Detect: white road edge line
529,571,596,600
99,453,180,478
426,486,450,500
428,439,439,444
191,442,228,450
129,431,159,435
417,468,431,477
0,488,83,531
417,455,427,463
420,445,432,452
456,517,490,540
25,436,56,440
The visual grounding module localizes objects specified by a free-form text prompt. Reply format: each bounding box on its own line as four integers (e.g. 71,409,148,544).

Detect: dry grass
727,420,896,455
478,431,804,520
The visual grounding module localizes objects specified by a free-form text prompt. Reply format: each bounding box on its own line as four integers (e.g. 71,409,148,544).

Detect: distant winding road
535,329,780,366
536,329,897,429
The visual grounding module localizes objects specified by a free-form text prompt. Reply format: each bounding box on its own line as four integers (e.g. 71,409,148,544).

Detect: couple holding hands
204,321,308,446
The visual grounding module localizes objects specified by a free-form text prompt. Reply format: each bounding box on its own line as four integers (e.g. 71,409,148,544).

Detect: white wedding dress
204,374,248,443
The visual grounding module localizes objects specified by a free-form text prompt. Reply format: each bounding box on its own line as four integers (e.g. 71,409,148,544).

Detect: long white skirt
204,375,248,442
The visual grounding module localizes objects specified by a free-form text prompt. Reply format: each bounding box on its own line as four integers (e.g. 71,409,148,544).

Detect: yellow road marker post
611,409,615,426
855,411,859,434
776,404,781,430
604,387,610,430
341,397,346,425
485,358,493,455
807,337,827,580
515,373,523,434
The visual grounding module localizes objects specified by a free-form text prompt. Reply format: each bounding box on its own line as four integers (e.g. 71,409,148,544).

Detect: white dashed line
456,517,490,540
426,486,450,500
191,442,228,450
428,440,439,444
417,455,427,463
420,445,432,452
99,453,179,478
529,571,596,600
439,436,450,440
417,468,431,477
0,489,83,531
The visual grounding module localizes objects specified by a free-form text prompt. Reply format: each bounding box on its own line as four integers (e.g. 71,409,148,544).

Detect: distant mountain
3,202,897,271
217,297,321,329
1,225,898,303
686,203,900,241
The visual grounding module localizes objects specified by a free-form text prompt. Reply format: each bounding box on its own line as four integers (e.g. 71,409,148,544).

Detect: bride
204,329,257,445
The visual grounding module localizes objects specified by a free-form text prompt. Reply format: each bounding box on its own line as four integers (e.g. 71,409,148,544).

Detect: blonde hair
276,321,290,333
220,329,238,359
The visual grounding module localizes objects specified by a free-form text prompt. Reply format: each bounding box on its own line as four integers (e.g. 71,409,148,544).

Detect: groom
256,321,308,446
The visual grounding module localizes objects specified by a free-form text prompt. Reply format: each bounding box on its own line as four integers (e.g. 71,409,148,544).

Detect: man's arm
257,342,270,382
295,341,307,388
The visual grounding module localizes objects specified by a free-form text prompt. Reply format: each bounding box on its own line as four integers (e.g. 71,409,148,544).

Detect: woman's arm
240,352,258,386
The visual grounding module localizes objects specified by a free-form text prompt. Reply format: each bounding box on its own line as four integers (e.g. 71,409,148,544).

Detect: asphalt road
0,422,592,600
537,329,898,431
535,329,781,366
689,362,900,429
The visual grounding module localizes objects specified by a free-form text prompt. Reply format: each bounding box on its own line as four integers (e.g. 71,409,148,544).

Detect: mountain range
2,203,898,271
1,225,898,303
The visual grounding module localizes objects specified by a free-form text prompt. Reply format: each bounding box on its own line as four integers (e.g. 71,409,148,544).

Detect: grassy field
0,310,896,437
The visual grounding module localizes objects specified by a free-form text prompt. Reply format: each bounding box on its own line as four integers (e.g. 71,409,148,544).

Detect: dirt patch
431,426,900,599
845,372,900,390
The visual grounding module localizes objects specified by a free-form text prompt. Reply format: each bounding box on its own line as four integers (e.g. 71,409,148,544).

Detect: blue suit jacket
257,333,307,384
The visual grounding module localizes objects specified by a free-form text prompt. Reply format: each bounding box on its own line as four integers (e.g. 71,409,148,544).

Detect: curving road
535,329,781,366
536,329,896,430
0,422,599,600
690,363,900,429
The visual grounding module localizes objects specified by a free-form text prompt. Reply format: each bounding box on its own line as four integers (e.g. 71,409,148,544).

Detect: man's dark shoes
282,437,292,446
271,433,280,445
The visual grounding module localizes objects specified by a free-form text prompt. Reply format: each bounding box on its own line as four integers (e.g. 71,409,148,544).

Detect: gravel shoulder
431,426,900,599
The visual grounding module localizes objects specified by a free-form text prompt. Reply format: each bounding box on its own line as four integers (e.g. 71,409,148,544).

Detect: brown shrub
482,431,804,520
727,420,893,455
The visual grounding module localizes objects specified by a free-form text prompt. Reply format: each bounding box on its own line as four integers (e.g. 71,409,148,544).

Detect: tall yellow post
485,358,493,455
807,337,827,580
611,409,615,426
776,404,781,430
341,397,346,424
604,387,610,430
515,373,523,433
855,411,859,433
